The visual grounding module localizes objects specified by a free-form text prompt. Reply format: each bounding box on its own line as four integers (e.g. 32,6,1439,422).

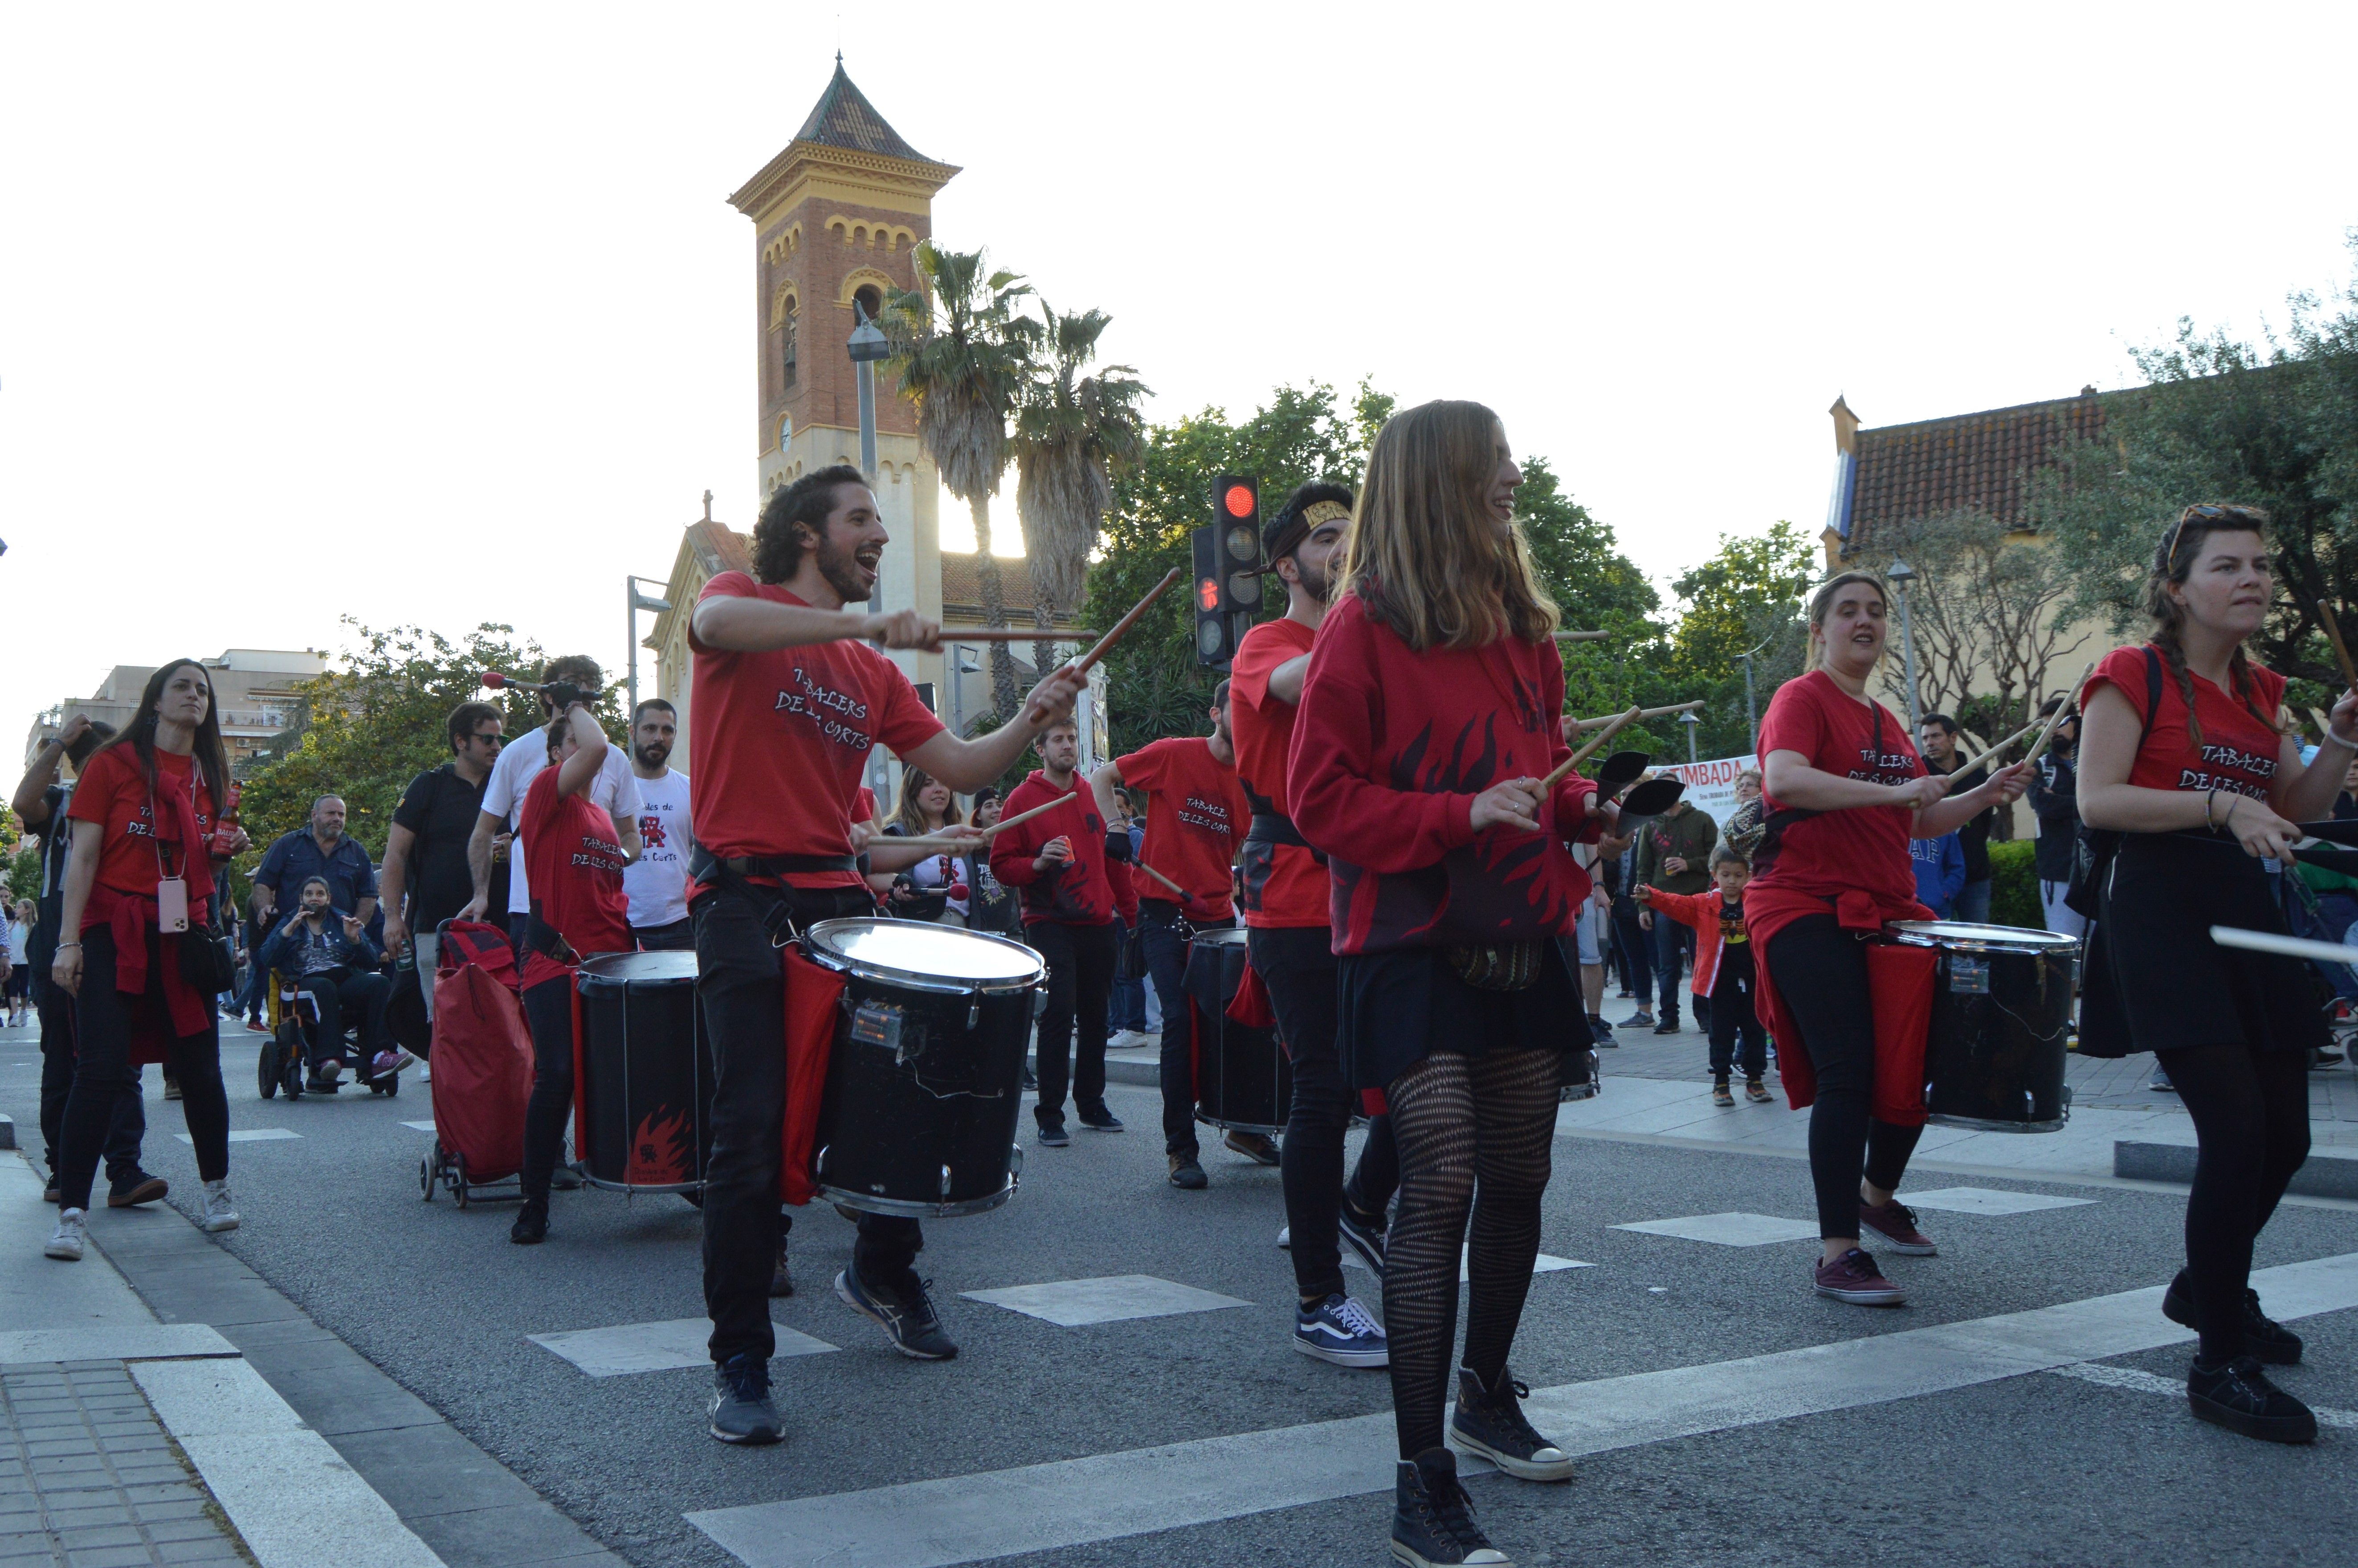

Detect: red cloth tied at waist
82,884,213,1057
778,943,847,1206
1746,883,1935,1125
1227,953,1276,1030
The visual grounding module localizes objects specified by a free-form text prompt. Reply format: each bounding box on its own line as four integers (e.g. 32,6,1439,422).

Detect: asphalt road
4,1017,2354,1568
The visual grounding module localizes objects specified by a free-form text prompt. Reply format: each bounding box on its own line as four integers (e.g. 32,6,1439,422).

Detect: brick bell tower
728,57,959,681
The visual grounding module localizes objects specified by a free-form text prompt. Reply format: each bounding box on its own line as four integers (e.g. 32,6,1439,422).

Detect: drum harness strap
1243,785,1326,866
522,903,582,967
689,846,857,948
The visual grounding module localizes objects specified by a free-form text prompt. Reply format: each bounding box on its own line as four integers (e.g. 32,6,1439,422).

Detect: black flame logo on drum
628,1107,694,1186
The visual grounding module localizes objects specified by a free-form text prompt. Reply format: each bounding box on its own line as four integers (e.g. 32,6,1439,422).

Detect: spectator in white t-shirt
460,656,642,948
621,699,694,951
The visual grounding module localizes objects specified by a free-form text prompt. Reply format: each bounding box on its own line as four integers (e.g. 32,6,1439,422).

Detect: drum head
577,951,698,984
1887,920,2078,954
805,917,1044,992
1192,927,1249,951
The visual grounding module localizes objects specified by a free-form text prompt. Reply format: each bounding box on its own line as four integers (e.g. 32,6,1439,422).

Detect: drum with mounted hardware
1185,927,1291,1134
1887,920,2077,1132
804,918,1044,1218
574,951,714,1193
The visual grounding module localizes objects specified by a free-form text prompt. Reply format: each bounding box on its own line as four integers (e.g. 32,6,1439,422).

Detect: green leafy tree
1083,381,1391,757
1665,521,1818,757
6,845,37,907
881,244,1039,715
2034,241,2358,707
1012,302,1149,682
237,622,620,874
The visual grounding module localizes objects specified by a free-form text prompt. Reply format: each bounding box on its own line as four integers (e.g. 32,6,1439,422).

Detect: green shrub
1988,838,2041,928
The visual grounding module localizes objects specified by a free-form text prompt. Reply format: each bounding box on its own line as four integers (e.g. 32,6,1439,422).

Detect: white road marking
959,1274,1249,1326
1611,1211,1819,1246
529,1317,838,1377
2048,1359,2358,1428
1901,1186,2097,1216
401,1120,437,1133
686,1251,2358,1568
1341,1247,1594,1279
175,1128,302,1144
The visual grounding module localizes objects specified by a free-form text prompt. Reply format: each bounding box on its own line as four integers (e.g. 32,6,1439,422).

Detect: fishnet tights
1382,1046,1562,1458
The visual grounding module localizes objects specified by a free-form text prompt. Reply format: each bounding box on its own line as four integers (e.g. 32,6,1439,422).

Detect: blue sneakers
1293,1293,1389,1368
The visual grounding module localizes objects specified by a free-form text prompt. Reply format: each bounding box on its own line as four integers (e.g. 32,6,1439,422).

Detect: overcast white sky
4,3,2353,743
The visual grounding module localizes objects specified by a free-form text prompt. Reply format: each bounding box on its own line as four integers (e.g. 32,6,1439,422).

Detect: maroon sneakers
1814,1248,1906,1306
1858,1197,1938,1256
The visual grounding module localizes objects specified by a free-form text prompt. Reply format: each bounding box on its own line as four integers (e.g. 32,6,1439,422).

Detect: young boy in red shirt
1637,845,1770,1104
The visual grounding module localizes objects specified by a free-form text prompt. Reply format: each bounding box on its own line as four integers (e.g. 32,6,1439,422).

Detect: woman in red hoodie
1291,400,1606,1568
1748,572,2026,1309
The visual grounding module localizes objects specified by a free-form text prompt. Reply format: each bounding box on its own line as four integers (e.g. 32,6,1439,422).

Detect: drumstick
2207,924,2358,969
2018,660,2098,769
882,794,1074,851
1540,706,1642,792
1135,862,1188,899
1946,719,2040,780
923,627,1102,645
1567,700,1704,732
1551,631,1609,642
2313,597,2358,692
1069,568,1182,675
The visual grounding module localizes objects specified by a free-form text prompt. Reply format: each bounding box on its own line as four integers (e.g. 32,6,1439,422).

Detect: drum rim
575,950,698,983
803,915,1044,992
1886,919,2078,955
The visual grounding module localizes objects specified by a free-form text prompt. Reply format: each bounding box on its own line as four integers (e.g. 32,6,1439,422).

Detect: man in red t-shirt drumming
990,717,1134,1144
689,464,1082,1446
1089,681,1252,1184
1232,482,1394,1368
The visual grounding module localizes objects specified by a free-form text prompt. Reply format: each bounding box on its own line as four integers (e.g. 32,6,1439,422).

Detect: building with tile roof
1820,387,2108,565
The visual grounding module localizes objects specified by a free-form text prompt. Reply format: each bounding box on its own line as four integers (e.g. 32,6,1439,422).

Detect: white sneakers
44,1209,86,1261
200,1180,240,1233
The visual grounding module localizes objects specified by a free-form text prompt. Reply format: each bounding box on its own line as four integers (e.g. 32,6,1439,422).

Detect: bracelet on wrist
54,942,80,951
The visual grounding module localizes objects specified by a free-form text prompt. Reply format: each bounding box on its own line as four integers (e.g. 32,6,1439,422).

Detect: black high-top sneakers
1390,1447,1507,1568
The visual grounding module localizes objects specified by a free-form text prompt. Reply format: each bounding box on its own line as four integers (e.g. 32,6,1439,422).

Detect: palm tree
1012,303,1150,684
881,244,1037,719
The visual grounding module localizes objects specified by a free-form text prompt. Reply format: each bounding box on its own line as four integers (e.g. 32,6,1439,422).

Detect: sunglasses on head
2165,504,2269,572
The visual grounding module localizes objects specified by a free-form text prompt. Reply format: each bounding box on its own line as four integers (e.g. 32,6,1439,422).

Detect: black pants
1030,919,1116,1127
518,975,576,1202
1612,904,1652,1006
2156,1043,2311,1363
295,967,392,1067
632,918,695,952
1255,925,1400,1303
57,926,228,1213
1706,957,1767,1079
36,982,144,1184
1763,916,1922,1240
1141,902,1221,1155
694,882,920,1368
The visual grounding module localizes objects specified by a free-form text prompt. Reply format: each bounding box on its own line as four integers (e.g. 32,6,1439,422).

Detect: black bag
178,898,237,995
2063,649,2159,919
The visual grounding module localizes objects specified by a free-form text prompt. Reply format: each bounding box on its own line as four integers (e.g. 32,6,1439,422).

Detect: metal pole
1740,651,1758,755
857,360,879,618
1898,583,1922,730
626,577,639,719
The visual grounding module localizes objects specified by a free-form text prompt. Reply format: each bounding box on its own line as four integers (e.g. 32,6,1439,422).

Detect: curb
2114,1140,2358,1199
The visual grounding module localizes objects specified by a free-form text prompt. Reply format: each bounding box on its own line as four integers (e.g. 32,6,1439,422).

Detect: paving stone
50,1525,140,1551
61,1548,154,1568
154,1542,242,1566
43,1502,128,1528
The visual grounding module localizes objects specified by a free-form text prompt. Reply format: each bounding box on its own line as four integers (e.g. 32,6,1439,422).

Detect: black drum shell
812,969,1033,1217
1185,929,1291,1134
575,957,713,1192
1921,942,2072,1131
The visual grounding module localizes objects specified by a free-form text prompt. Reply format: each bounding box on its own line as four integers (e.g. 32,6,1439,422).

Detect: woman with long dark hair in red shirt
2077,505,2349,1443
1747,574,2027,1311
1292,400,1607,1568
46,660,249,1261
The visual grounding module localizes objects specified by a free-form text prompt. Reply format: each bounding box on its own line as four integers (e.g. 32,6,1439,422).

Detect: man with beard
622,699,694,950
252,796,379,943
383,702,506,1025
689,464,1081,1445
1229,482,1395,1368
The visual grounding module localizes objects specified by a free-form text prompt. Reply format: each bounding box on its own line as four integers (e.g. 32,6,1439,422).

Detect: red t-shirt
988,770,1118,926
1118,737,1249,919
1747,669,1921,909
2092,643,2286,801
688,574,946,891
519,769,632,987
67,747,217,898
1231,616,1329,928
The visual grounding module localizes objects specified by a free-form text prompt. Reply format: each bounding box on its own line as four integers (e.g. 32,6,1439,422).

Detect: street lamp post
1679,709,1701,765
1887,559,1922,730
848,302,892,617
625,574,673,718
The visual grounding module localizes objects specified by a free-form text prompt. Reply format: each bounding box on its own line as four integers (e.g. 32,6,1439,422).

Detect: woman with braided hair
1291,399,1611,1568
2077,503,2354,1444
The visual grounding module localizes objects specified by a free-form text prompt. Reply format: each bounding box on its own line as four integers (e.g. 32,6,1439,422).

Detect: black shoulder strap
2140,645,2162,750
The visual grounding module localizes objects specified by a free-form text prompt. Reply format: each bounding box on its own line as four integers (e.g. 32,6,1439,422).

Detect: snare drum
574,951,713,1193
805,918,1043,1218
1888,920,2077,1132
1185,928,1291,1134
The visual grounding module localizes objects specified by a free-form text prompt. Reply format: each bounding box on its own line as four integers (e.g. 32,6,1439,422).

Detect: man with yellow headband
1230,482,1395,1368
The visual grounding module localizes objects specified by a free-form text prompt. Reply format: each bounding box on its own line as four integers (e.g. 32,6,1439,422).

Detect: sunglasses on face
471,731,504,746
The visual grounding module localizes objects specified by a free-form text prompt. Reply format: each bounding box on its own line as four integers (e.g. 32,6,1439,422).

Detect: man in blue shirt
251,796,379,942
1910,829,1967,920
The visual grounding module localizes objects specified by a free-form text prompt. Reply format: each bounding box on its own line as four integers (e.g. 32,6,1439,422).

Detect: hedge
1987,838,2042,929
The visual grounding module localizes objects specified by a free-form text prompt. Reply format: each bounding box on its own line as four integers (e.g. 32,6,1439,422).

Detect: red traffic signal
1222,480,1257,519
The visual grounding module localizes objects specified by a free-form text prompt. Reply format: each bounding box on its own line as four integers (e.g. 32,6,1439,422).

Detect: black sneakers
1037,1120,1071,1148
1449,1365,1573,1481
770,1243,795,1299
709,1354,784,1445
107,1172,168,1208
509,1200,548,1245
1077,1103,1125,1133
2162,1270,2302,1365
2188,1354,2317,1444
1391,1447,1508,1567
1167,1155,1208,1190
1338,1196,1388,1278
835,1270,959,1360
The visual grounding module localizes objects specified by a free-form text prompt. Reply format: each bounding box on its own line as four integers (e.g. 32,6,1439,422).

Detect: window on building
781,307,798,389
853,284,883,323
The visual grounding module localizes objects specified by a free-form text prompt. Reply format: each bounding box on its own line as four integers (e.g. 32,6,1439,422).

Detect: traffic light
1191,475,1262,666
